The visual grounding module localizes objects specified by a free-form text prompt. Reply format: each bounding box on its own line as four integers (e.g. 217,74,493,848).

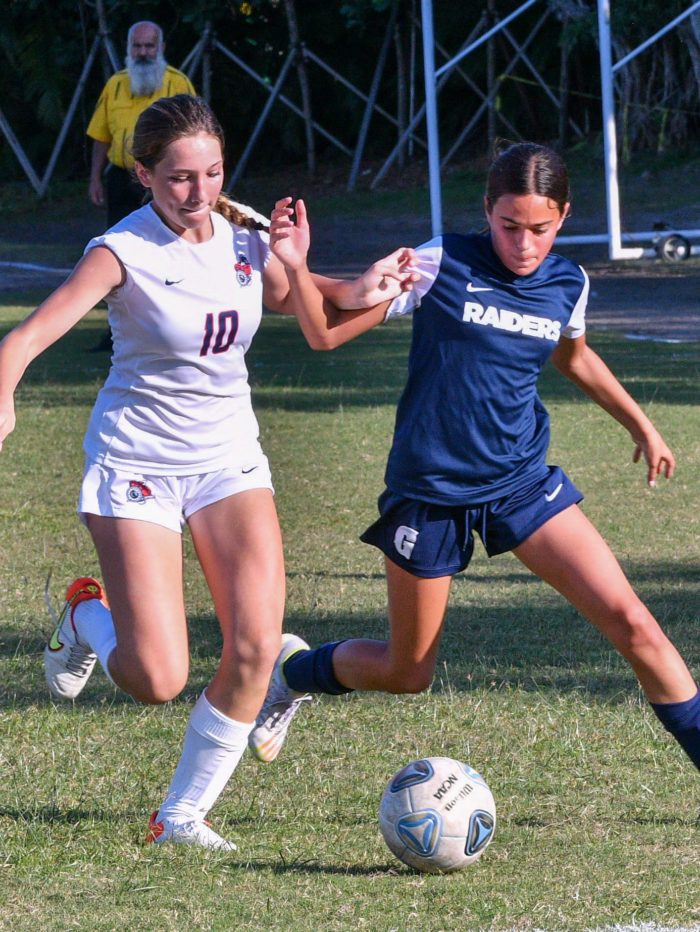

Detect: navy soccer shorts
360,465,583,578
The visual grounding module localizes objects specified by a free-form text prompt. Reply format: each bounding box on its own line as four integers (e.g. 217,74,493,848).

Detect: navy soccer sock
650,687,700,772
283,641,353,695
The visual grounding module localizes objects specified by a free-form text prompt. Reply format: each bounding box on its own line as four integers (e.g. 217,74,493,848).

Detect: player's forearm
90,140,109,182
287,268,386,350
284,266,342,350
312,274,370,310
0,329,34,423
564,347,657,442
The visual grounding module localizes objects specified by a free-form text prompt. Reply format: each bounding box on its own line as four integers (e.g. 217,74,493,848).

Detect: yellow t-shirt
86,66,196,169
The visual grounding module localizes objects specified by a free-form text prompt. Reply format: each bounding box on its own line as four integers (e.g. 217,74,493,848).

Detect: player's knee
384,663,434,695
225,629,280,680
136,677,188,705
122,661,189,705
611,602,666,656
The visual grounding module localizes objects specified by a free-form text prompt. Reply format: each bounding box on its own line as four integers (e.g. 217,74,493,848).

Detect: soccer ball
379,757,496,873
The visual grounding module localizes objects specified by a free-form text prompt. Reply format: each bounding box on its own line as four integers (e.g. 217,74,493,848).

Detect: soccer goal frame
419,0,700,260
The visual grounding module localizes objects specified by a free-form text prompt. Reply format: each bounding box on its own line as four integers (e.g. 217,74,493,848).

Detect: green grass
0,304,698,931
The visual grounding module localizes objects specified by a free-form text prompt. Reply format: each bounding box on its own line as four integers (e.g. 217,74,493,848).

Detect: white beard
126,54,167,97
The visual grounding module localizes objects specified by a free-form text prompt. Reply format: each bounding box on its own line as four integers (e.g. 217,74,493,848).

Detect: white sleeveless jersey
83,204,271,475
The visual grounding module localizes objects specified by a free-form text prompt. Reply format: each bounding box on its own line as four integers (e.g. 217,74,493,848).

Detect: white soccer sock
72,598,117,685
157,691,252,824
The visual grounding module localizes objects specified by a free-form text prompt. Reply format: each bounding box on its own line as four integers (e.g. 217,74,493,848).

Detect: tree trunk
487,0,496,151
682,13,700,93
557,35,570,151
283,0,315,177
394,13,407,169
94,0,120,75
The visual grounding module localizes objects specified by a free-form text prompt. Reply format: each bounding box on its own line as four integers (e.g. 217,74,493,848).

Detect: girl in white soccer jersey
250,142,700,775
0,94,415,850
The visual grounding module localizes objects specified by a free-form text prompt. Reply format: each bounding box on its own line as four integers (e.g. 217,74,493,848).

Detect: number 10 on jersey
200,311,240,356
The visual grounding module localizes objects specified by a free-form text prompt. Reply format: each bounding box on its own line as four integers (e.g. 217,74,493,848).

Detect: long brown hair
132,94,268,231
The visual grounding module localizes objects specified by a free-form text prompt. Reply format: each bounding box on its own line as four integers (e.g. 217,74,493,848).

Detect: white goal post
420,0,700,260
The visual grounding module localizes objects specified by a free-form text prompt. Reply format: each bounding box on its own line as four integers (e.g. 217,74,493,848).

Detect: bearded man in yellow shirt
87,21,195,227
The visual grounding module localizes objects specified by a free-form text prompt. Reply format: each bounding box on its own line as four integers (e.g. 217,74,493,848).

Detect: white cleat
146,812,237,851
248,633,312,762
43,576,105,700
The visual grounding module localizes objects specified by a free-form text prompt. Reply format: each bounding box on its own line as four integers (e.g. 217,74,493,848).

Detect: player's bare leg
249,560,453,762
188,487,285,721
513,504,695,704
330,559,452,693
514,504,699,771
87,514,191,702
151,488,286,847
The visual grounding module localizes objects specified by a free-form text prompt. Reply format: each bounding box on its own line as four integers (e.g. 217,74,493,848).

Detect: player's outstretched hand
270,197,310,272
632,428,675,487
349,247,421,309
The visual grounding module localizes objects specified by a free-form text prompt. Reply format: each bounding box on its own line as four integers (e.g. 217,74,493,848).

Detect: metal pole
214,39,351,156
440,10,551,167
409,0,417,156
420,0,442,236
613,0,700,72
435,0,539,79
304,45,425,152
180,34,206,74
39,34,102,195
348,0,401,190
305,46,417,136
228,48,298,190
487,0,496,152
501,25,584,139
370,40,463,189
0,107,42,193
202,24,212,101
95,0,120,71
597,0,642,259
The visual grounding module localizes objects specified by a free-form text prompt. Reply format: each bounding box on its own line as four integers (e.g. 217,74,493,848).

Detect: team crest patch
235,253,253,286
126,480,153,504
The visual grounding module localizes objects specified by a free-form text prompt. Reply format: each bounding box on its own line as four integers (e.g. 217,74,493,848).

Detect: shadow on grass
0,313,111,407
0,805,134,825
511,814,697,828
250,318,700,409
239,858,414,876
287,563,700,586
2,309,699,409
2,558,696,707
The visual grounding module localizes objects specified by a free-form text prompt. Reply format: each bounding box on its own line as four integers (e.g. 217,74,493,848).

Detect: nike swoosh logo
48,627,64,651
242,466,258,474
544,482,563,502
165,279,183,286
466,282,492,293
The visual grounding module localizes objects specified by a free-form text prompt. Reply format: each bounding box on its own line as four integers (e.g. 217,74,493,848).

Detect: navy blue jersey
383,233,589,505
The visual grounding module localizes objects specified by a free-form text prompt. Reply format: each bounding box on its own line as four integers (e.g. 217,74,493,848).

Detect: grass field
0,292,698,931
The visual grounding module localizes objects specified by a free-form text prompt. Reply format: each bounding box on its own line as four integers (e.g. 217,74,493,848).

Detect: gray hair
127,21,163,50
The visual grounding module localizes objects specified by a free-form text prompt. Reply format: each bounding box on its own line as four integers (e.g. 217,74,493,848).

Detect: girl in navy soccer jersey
249,142,700,775
0,94,414,851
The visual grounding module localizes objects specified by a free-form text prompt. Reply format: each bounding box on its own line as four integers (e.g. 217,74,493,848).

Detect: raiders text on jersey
462,300,561,342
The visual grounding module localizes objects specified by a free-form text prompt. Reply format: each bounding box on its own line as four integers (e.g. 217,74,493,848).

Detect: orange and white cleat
43,576,107,700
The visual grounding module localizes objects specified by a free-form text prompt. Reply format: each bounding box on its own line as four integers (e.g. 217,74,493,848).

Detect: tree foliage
607,0,700,156
0,0,697,185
